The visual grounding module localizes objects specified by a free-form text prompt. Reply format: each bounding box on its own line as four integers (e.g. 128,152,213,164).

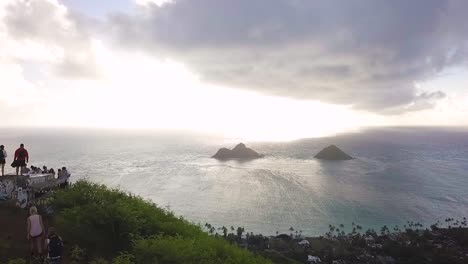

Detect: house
307,255,322,263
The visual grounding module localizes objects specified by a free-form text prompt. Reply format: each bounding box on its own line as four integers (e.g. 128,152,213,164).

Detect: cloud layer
110,0,468,112
2,0,99,79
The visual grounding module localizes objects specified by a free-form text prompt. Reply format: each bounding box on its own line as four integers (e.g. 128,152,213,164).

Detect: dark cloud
4,0,100,79
384,91,447,114
109,0,468,112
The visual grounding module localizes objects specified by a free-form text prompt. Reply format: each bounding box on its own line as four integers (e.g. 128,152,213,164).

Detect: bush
112,253,135,264
51,181,270,263
53,181,203,256
133,235,270,264
7,259,27,264
90,258,110,264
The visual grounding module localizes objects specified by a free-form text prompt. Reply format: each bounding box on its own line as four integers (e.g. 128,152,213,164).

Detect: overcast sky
1,0,467,140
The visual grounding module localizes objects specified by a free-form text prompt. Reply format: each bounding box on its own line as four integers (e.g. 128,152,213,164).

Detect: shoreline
2,180,468,263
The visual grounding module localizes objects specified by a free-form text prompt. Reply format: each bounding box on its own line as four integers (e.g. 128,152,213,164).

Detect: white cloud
1,0,100,79
0,0,467,138
134,0,173,7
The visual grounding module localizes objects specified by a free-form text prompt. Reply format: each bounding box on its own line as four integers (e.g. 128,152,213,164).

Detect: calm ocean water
1,127,468,236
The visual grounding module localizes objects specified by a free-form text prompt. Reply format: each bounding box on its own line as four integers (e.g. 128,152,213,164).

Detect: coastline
2,180,468,264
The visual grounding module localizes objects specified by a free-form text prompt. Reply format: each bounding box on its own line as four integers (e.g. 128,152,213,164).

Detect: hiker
58,167,70,179
58,167,70,188
42,166,48,173
61,167,69,178
27,206,45,259
44,227,63,264
13,143,29,175
0,145,6,176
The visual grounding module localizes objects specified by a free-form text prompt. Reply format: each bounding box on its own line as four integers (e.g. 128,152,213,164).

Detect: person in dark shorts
0,145,6,176
14,143,29,175
44,227,63,264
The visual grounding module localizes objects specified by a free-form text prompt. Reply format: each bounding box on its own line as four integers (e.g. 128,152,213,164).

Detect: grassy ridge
50,180,270,263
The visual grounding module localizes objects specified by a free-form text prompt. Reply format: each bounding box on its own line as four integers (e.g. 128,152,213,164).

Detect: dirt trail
0,203,53,262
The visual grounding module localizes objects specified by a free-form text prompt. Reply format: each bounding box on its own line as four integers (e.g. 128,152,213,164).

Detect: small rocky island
212,143,263,160
314,145,353,160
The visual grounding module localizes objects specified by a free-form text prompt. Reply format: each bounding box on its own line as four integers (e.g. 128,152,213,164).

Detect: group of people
1,144,68,262
0,143,29,176
27,206,63,263
0,143,70,179
27,165,53,174
24,165,70,177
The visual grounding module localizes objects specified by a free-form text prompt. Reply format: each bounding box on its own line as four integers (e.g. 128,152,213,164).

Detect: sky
0,0,468,141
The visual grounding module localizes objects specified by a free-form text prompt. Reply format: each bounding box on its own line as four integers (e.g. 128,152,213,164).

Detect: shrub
51,181,270,263
90,258,110,264
53,181,203,256
133,235,270,264
7,259,27,264
112,253,135,264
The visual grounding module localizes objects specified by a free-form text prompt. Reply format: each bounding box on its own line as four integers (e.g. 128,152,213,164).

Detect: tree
237,227,245,240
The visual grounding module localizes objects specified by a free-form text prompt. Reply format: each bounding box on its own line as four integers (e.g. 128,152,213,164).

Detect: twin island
212,143,353,161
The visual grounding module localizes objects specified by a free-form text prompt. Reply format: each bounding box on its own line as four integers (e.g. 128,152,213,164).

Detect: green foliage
53,181,204,256
112,253,135,264
0,238,12,256
90,258,110,264
70,245,86,262
51,180,270,263
7,259,27,264
133,235,270,264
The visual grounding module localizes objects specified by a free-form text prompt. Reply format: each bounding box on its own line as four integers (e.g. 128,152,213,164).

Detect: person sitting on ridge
22,166,31,174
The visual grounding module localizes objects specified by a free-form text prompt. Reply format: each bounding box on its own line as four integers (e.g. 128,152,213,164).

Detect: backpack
17,149,26,159
48,235,63,258
0,150,4,160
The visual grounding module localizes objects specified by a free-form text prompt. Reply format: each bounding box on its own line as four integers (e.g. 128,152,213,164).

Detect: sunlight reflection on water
1,128,468,235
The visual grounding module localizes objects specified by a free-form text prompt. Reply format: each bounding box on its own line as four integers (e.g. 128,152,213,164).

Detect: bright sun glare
42,40,383,141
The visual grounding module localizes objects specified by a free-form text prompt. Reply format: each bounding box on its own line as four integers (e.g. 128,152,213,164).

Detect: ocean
1,127,468,236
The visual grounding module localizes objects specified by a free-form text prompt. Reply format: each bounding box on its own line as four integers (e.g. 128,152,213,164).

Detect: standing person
27,206,45,259
61,167,69,177
59,167,70,188
44,227,63,264
0,145,6,176
14,143,29,175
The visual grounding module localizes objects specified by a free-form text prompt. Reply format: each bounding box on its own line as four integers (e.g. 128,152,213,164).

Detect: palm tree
237,227,245,240
222,226,228,238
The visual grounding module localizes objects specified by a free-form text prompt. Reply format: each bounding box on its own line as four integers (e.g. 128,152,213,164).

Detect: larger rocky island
212,143,263,160
314,145,353,160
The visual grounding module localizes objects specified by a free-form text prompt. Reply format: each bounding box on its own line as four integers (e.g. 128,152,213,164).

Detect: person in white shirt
0,145,6,176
